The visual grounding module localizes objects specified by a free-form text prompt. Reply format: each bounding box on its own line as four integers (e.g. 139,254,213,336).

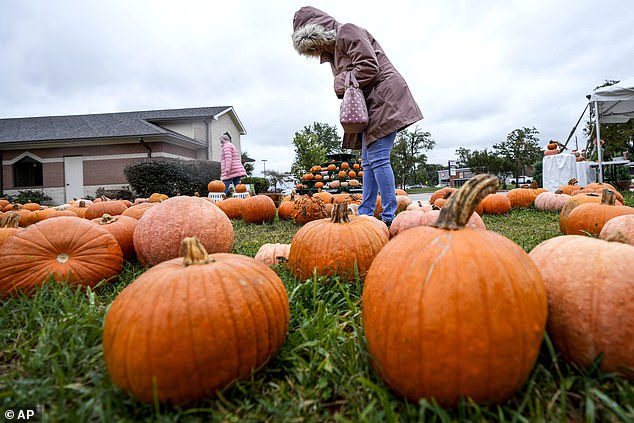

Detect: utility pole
262,159,267,175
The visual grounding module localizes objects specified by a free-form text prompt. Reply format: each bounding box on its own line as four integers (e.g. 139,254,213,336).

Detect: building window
14,157,43,187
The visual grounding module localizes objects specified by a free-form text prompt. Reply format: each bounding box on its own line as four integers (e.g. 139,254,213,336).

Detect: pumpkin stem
600,189,616,205
98,214,118,225
567,178,578,186
182,237,212,266
432,174,499,230
0,211,20,228
331,202,351,223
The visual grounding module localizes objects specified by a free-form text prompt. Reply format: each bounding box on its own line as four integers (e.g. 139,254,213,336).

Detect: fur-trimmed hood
292,6,340,61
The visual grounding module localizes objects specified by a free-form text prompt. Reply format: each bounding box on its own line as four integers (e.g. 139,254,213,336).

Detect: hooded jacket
292,6,423,150
220,139,247,180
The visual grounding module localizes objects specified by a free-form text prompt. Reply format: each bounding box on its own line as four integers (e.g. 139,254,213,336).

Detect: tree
263,169,293,192
290,131,327,180
300,122,344,155
455,147,512,180
241,151,254,176
493,127,543,187
390,127,436,188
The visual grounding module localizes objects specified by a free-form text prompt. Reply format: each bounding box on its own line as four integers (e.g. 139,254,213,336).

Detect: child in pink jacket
220,132,247,194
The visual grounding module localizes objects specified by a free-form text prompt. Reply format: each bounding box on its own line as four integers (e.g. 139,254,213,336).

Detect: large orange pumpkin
564,189,634,236
529,235,634,379
103,237,290,404
507,188,537,208
0,212,22,247
559,192,602,233
362,174,547,406
121,202,156,220
133,196,233,267
215,197,243,220
84,200,129,220
241,195,277,224
0,216,123,296
479,193,512,214
288,203,389,280
429,187,457,205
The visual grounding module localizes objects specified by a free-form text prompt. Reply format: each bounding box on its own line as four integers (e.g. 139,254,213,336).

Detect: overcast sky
1,0,633,176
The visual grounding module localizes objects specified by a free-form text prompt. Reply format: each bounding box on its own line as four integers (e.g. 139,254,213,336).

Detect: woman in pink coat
220,132,247,194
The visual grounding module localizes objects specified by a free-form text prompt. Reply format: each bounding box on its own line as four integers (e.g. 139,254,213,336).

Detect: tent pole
593,101,604,183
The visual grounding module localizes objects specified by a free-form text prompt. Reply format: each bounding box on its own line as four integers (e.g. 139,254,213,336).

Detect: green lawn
1,195,633,422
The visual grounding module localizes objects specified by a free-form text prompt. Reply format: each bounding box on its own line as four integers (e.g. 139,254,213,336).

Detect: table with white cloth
575,161,596,186
542,154,577,192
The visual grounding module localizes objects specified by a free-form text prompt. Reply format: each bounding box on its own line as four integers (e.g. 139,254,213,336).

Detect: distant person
220,132,247,194
292,6,423,227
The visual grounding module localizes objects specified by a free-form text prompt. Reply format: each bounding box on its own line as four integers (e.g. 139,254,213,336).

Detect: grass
1,195,633,422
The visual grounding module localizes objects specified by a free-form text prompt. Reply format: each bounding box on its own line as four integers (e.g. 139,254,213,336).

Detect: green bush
4,189,52,204
124,159,221,197
241,177,269,194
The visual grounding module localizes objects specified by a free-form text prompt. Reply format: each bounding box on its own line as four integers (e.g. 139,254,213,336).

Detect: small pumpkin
92,214,138,260
288,202,389,280
241,195,277,224
103,237,290,404
554,178,579,195
254,243,291,266
148,193,169,203
207,180,226,193
363,174,547,405
234,183,247,193
429,187,457,205
507,188,537,208
534,191,571,212
0,212,22,247
479,193,512,215
121,202,156,220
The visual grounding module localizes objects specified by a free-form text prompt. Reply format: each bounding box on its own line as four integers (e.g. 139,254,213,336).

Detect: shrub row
124,159,221,197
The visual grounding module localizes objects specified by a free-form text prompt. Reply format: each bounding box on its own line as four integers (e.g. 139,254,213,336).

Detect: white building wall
210,113,242,162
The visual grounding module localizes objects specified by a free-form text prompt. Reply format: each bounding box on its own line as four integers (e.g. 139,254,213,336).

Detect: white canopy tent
589,76,634,182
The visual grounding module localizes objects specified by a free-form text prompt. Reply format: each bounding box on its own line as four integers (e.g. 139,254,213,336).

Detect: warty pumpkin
0,216,123,296
362,174,547,406
529,235,634,379
291,195,328,225
103,237,290,404
288,202,389,281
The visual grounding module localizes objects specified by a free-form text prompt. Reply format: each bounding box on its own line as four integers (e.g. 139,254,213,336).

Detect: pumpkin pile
296,156,363,195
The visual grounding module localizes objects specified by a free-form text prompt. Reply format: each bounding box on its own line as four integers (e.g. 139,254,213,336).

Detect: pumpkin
480,193,512,215
547,140,558,150
507,188,537,208
529,235,634,379
148,193,168,203
291,195,328,225
534,192,571,212
67,200,92,218
103,237,290,404
362,174,547,405
389,207,485,238
373,195,412,219
133,196,233,267
559,192,602,233
564,189,634,236
314,181,324,189
544,148,558,156
121,202,156,220
0,216,123,296
288,202,389,280
207,180,226,193
215,197,243,220
235,183,247,193
394,189,408,196
241,195,277,224
554,178,579,195
277,195,295,221
348,170,357,178
599,214,634,246
254,243,291,266
328,180,341,189
327,163,337,171
340,162,350,169
84,200,129,220
312,191,334,204
338,170,347,179
0,212,22,247
430,187,457,205
92,214,138,260
21,202,42,211
406,201,433,212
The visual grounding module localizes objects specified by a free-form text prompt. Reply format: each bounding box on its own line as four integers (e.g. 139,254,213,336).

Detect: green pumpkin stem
331,202,351,223
432,174,499,230
600,189,616,205
182,237,212,266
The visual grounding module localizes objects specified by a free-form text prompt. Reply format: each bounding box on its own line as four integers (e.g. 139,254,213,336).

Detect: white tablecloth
543,154,577,192
575,161,596,186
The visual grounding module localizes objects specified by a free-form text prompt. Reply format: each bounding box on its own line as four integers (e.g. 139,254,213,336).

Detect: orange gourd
0,216,123,296
288,203,389,280
103,237,289,404
362,174,547,406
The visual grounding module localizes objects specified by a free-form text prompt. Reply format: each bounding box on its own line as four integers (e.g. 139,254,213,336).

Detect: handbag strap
344,71,359,89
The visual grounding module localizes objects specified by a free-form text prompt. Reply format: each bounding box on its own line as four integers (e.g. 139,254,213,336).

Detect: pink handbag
340,71,368,134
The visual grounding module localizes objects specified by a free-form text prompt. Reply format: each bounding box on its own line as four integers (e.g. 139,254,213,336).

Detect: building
0,106,246,203
437,167,477,187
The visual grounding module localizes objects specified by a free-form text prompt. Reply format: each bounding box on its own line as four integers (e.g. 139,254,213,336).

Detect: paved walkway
407,192,432,202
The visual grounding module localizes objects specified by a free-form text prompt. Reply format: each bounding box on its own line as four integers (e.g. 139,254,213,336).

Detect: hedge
124,158,221,197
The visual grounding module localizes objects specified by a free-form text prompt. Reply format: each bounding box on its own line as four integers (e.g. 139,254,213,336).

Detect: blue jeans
223,177,242,194
358,131,397,223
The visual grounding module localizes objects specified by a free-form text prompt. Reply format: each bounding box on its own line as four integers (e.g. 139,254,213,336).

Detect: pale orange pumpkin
363,174,547,405
133,196,233,266
534,192,571,212
103,237,290,404
254,243,291,266
599,214,634,246
529,235,634,379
